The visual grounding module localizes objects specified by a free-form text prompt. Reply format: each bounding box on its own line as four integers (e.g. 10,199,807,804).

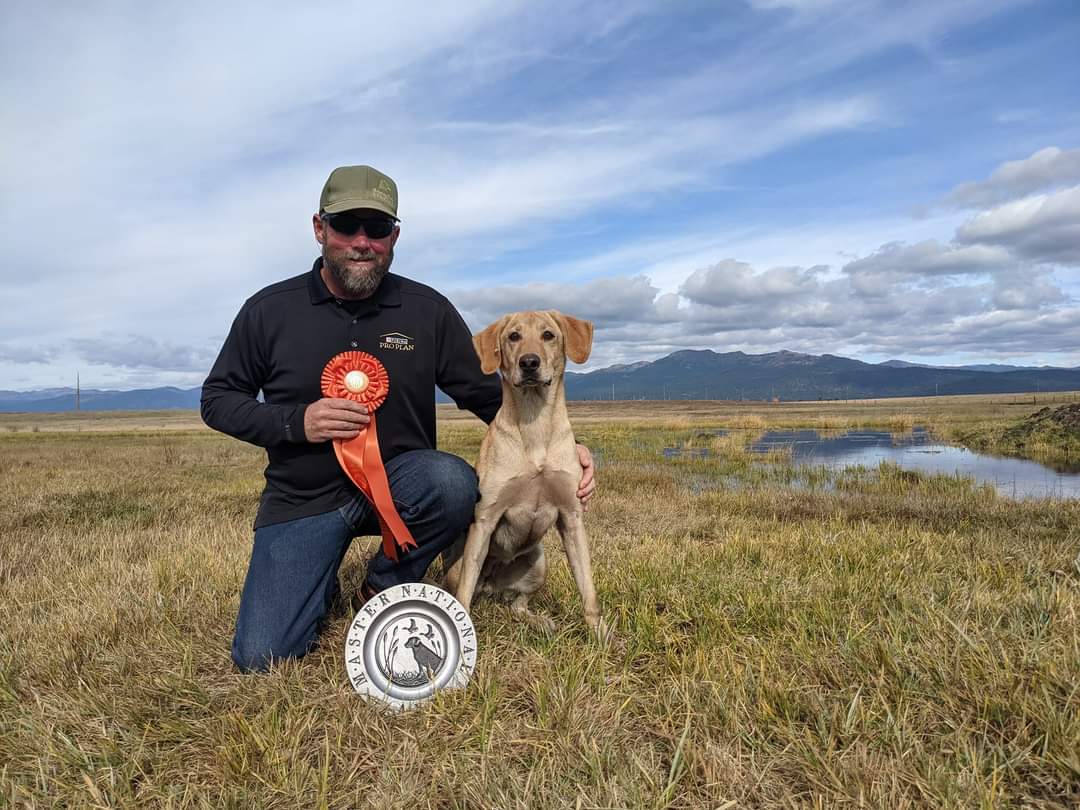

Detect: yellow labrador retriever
446,310,607,639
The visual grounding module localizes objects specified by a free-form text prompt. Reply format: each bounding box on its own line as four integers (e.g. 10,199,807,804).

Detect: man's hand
576,443,596,511
304,398,370,442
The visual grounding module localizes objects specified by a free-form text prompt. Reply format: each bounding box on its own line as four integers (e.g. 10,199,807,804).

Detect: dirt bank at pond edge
960,403,1080,467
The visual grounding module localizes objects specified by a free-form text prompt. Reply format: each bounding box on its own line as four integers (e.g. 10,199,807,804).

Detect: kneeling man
201,165,595,672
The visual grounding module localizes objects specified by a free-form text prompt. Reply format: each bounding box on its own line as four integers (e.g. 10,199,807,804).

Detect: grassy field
2,395,1079,808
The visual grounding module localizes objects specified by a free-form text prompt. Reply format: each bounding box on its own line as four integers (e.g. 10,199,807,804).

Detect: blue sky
1,0,1078,390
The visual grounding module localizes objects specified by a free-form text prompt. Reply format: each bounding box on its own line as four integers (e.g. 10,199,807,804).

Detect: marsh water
663,427,1080,500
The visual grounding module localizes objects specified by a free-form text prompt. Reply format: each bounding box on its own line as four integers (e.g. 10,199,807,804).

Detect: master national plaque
344,583,477,710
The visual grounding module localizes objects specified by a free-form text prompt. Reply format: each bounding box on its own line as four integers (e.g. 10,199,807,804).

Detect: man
202,165,595,673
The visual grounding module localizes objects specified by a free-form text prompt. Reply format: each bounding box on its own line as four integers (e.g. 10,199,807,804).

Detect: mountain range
3,351,1078,412
562,351,1080,401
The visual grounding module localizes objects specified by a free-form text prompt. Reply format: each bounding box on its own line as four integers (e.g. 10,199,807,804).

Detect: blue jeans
231,449,477,673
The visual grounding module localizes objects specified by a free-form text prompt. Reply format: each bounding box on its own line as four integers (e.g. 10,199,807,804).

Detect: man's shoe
350,581,379,614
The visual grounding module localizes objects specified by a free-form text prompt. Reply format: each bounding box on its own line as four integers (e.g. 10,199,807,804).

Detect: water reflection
747,427,1079,500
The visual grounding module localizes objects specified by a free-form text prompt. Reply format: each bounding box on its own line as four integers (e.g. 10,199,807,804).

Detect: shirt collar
307,258,402,308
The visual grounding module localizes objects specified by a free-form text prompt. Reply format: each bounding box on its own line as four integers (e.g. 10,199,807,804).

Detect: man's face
313,209,400,299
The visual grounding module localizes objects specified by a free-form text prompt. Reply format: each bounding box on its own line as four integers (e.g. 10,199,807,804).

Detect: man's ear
473,317,506,375
551,311,593,364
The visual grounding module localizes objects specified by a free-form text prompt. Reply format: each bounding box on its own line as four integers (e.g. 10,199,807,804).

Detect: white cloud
944,146,1080,208
680,261,825,306
991,271,1066,310
448,233,1077,370
955,185,1080,265
69,335,218,373
841,240,1014,297
454,275,667,330
0,343,57,365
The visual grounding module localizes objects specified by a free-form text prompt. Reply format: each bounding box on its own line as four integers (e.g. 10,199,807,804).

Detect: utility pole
76,372,81,411
611,382,615,401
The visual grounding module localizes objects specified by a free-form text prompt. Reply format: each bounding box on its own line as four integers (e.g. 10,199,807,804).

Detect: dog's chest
488,466,576,559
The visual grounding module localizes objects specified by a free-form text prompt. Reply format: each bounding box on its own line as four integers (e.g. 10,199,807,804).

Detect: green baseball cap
319,165,399,219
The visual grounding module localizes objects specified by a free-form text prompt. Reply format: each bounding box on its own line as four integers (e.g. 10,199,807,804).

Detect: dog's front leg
455,512,498,613
557,510,609,640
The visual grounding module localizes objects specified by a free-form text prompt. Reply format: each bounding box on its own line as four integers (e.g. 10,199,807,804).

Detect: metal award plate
344,583,477,710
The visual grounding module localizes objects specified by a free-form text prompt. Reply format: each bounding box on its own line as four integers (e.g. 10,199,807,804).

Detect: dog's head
473,310,593,388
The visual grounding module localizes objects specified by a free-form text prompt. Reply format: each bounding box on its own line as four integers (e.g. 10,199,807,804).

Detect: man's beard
324,247,393,299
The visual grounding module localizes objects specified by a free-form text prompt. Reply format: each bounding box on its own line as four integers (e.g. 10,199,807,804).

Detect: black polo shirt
201,259,502,528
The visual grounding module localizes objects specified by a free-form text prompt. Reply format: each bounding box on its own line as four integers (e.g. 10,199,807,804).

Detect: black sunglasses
321,212,396,239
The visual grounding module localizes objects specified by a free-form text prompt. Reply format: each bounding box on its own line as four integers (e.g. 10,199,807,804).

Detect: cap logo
373,179,395,206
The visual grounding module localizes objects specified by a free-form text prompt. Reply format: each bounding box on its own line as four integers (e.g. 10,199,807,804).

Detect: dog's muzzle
516,353,551,387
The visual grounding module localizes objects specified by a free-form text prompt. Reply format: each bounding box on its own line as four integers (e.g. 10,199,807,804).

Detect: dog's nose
519,354,540,372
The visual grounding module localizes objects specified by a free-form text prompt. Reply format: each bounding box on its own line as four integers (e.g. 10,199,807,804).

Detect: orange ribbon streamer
321,351,418,562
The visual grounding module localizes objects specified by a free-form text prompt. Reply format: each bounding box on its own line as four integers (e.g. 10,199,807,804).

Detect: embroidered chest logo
380,332,416,352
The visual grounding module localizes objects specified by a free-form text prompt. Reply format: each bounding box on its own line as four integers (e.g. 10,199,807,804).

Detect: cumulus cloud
453,275,669,329
679,261,826,306
0,343,59,364
0,335,217,388
991,271,1066,310
451,232,1077,369
840,240,1014,297
944,147,1080,209
68,336,218,373
955,185,1080,265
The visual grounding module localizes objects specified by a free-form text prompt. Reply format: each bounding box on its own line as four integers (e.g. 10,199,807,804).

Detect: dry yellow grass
1,397,1079,807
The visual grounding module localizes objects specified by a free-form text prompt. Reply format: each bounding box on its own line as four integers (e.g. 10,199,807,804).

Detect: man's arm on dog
576,443,595,510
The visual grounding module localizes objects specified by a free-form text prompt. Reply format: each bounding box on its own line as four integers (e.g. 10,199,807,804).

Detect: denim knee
394,451,478,532
231,509,352,673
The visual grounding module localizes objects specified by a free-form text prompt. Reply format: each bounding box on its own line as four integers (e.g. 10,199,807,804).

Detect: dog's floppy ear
473,316,506,375
551,311,593,364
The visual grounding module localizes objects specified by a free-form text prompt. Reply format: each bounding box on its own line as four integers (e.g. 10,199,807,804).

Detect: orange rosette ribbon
321,351,417,561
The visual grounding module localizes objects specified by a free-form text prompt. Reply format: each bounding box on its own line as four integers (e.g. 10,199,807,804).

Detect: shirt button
352,318,358,324
350,341,358,348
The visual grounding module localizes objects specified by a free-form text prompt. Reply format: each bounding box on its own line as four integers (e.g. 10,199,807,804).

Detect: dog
445,310,608,639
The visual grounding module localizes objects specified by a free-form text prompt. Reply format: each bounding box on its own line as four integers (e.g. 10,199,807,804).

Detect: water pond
751,427,1080,500
663,427,1080,500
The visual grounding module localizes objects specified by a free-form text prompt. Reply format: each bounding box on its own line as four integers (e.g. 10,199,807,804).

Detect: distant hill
0,386,201,412
561,350,1080,401
4,350,1080,411
879,359,1073,374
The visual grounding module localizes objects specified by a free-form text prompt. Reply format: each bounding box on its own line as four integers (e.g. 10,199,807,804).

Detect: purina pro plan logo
379,332,415,352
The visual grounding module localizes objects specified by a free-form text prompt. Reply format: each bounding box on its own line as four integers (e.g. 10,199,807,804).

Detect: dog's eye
508,331,521,342
542,330,555,341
